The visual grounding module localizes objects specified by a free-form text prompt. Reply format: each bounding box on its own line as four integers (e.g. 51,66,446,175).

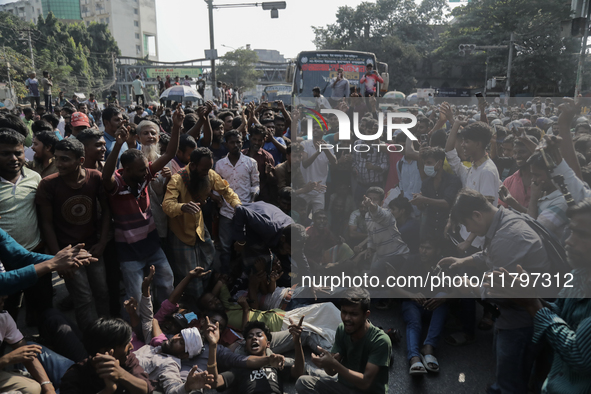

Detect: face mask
424,165,437,177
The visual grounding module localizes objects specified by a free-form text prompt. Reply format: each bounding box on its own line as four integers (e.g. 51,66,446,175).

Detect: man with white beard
136,120,173,241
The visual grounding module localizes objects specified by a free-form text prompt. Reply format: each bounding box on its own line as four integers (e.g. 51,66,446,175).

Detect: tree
434,0,579,96
0,12,120,100
313,0,448,93
217,48,262,90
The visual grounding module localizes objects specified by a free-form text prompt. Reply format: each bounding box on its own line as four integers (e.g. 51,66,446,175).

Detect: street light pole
206,0,216,91
575,0,591,97
504,32,514,101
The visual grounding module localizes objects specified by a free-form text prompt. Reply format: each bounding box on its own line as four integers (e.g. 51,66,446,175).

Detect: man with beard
102,105,182,306
60,318,153,394
295,288,391,394
506,198,591,393
162,147,240,300
215,130,259,274
26,130,59,178
498,136,537,212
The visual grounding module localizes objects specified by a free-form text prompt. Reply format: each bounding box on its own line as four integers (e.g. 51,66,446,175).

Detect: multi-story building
80,0,158,60
0,0,158,60
0,0,44,24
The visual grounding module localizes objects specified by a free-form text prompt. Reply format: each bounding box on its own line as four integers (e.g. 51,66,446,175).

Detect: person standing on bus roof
330,67,350,106
360,62,383,97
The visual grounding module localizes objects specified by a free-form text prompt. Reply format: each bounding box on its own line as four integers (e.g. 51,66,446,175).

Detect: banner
146,68,203,79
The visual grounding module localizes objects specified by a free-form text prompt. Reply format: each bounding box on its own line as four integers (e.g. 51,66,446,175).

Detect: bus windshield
292,51,377,103
263,84,292,104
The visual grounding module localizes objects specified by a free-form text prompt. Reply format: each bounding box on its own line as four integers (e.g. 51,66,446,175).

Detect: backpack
507,207,570,276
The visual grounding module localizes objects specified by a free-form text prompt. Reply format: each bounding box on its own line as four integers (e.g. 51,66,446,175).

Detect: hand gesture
537,135,563,166
172,104,185,128
141,265,155,297
114,126,129,147
4,344,42,364
361,195,377,213
288,316,304,343
265,162,273,175
202,316,220,345
437,257,465,270
530,178,544,198
123,297,138,321
498,185,514,204
188,266,211,279
268,353,285,370
156,105,164,118
269,270,283,283
181,201,201,214
94,351,125,382
441,102,454,123
276,100,285,111
52,243,96,271
410,193,425,206
185,366,215,391
311,346,338,370
160,166,172,180
558,97,580,123
313,139,323,152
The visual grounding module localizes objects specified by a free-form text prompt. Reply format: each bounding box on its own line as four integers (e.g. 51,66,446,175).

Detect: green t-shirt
220,284,285,332
331,322,391,394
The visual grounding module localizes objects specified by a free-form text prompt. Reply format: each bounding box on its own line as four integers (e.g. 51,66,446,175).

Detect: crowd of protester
0,87,590,394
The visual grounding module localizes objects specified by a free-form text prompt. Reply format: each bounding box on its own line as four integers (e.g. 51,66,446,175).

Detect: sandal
420,354,440,373
409,361,428,375
444,331,476,347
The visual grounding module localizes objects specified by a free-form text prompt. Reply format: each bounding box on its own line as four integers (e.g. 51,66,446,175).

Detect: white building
0,0,158,60
0,0,44,24
80,0,158,60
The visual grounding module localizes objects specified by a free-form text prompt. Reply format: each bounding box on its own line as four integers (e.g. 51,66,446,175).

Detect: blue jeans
488,326,535,394
401,299,449,361
120,247,174,307
25,342,74,389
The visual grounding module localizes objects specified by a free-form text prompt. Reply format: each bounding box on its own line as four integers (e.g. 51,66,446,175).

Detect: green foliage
217,49,262,90
0,11,119,100
433,0,579,95
313,0,449,93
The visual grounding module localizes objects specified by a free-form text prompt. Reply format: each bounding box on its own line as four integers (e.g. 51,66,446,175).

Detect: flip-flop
420,354,440,373
409,361,428,375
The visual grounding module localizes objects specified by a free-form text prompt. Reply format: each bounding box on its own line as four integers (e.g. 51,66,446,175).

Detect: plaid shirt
107,163,160,262
352,140,388,185
365,206,409,259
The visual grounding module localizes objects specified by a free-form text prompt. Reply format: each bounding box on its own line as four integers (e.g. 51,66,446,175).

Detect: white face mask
424,165,437,177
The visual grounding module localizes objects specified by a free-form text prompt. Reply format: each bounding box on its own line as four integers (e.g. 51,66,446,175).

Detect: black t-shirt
197,80,206,91
218,366,290,394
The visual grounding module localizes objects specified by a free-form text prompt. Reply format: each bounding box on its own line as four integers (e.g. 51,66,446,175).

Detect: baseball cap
71,112,90,127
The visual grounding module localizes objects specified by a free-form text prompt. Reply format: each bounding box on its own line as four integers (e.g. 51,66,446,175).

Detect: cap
71,112,90,127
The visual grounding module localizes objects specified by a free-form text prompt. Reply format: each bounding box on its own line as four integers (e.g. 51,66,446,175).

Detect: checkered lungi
168,227,215,300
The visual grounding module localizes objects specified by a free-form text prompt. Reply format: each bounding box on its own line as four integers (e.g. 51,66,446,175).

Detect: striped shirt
532,269,591,394
365,206,409,259
107,164,160,262
536,190,569,245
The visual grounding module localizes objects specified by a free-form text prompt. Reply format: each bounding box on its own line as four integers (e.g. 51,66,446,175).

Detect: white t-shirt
300,139,332,195
0,311,24,345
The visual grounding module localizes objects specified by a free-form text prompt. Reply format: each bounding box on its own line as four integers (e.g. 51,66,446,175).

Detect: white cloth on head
181,327,203,358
